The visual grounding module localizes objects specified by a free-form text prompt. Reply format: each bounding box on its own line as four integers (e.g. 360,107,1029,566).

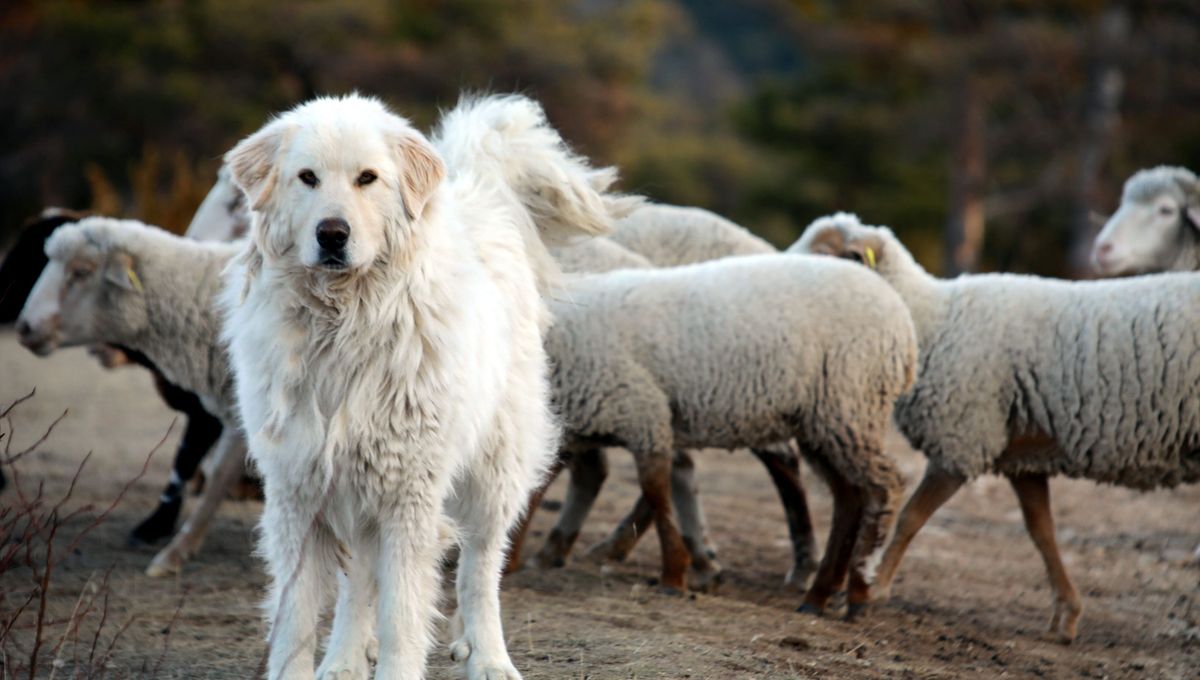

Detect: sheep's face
16,244,145,356
225,95,445,275
1092,188,1198,276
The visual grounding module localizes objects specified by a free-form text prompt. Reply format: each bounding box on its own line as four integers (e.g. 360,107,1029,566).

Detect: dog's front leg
262,491,336,680
373,497,444,680
318,530,379,679
448,465,527,680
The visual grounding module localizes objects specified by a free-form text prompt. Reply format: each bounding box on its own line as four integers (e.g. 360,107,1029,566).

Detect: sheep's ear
104,252,143,293
225,122,290,211
1185,204,1200,231
392,130,445,221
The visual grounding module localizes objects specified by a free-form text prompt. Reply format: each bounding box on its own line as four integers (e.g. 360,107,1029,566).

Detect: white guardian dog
221,93,627,680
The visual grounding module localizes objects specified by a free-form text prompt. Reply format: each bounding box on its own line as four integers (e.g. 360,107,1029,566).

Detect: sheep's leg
584,450,707,570
1009,474,1082,644
843,449,904,620
503,454,566,574
145,430,247,577
586,494,651,563
872,468,965,601
130,409,223,546
636,451,691,592
536,448,607,568
669,450,723,592
750,444,820,590
798,470,861,616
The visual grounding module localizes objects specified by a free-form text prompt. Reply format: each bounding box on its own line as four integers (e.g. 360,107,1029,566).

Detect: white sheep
15,217,248,578
794,212,1200,642
536,208,822,591
609,203,776,264
542,253,916,615
1091,165,1200,276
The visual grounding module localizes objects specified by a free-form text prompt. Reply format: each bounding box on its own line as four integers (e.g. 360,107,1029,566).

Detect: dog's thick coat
222,94,616,679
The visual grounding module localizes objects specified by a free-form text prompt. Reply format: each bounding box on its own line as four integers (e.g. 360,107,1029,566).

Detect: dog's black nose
316,218,351,252
15,319,32,339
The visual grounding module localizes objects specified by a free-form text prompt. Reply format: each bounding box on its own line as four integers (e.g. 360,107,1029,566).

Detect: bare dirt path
2,330,1197,679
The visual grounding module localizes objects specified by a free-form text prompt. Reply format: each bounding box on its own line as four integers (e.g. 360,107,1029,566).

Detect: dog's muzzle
316,218,351,269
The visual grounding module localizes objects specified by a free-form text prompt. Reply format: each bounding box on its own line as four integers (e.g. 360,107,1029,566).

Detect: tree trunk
943,74,987,276
1068,5,1128,278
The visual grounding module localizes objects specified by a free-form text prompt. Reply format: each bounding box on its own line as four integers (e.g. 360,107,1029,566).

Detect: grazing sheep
1091,166,1200,276
541,253,916,616
794,212,1200,642
15,217,248,577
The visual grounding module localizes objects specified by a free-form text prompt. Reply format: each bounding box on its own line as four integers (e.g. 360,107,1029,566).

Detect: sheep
1091,166,1200,276
609,203,776,264
14,216,249,577
184,163,250,242
539,253,916,616
1,209,231,546
535,218,822,592
1091,166,1200,563
793,212,1200,642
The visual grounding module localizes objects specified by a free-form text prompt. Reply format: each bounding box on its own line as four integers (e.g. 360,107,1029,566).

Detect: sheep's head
1092,165,1200,276
790,212,895,272
16,219,148,356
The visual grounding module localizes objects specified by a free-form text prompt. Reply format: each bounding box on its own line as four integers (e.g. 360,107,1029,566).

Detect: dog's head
225,95,446,274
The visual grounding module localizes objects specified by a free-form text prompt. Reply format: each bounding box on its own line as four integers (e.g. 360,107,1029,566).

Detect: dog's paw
316,667,366,680
471,664,522,680
316,653,369,680
449,638,472,662
365,635,378,664
451,638,522,680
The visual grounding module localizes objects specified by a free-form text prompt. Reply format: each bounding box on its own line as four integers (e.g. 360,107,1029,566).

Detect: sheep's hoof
657,585,685,597
784,555,820,592
145,550,183,578
688,566,723,594
844,602,869,622
796,602,824,617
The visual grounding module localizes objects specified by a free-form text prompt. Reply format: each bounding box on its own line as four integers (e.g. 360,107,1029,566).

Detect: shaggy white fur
221,93,615,680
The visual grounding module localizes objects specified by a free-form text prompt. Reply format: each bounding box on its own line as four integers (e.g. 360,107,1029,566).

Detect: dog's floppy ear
393,130,445,221
225,121,290,210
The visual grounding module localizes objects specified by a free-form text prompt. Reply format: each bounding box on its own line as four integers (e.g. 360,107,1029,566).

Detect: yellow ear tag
865,246,877,270
126,267,144,293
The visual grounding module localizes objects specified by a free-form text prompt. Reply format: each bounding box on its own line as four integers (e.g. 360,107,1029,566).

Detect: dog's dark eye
356,170,378,187
299,170,319,187
1159,205,1176,217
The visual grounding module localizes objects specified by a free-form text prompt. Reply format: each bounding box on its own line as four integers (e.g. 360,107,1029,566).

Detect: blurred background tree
1,0,1197,277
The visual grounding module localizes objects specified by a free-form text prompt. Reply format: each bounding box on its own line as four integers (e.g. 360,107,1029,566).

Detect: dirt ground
1,329,1198,679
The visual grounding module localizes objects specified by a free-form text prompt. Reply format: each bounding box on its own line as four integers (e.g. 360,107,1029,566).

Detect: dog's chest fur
236,254,507,510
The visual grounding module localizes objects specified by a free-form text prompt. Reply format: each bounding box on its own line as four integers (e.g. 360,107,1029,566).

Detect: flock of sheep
2,104,1198,660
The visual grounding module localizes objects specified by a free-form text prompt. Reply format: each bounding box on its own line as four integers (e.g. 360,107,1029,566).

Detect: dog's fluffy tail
433,94,641,250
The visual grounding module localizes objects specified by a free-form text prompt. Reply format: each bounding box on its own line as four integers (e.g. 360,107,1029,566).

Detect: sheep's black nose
316,218,350,252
